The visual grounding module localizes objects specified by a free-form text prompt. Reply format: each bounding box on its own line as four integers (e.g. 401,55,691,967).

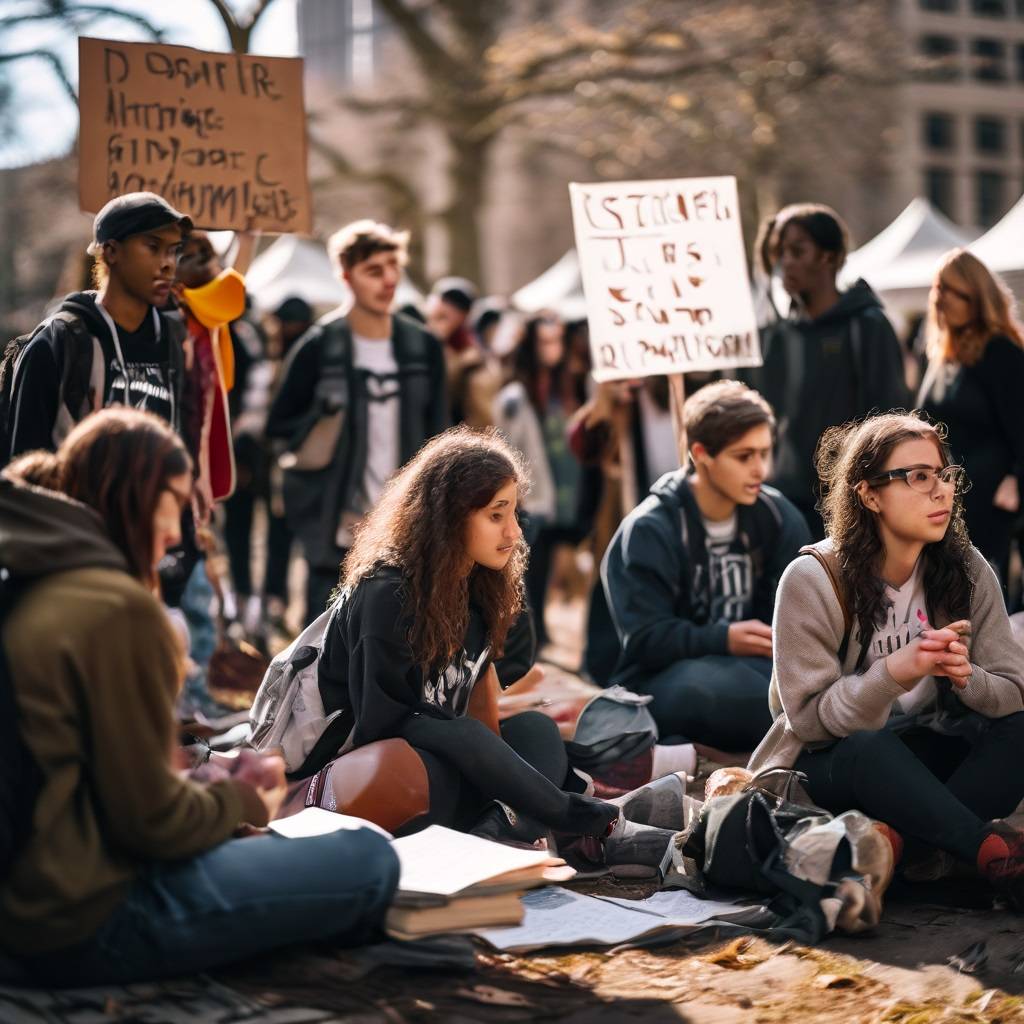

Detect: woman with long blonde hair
918,249,1024,586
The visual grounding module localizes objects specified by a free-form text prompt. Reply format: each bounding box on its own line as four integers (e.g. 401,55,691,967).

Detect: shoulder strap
53,311,96,421
799,544,853,657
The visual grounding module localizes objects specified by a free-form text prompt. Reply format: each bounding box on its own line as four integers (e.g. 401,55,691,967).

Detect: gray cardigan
748,541,1024,772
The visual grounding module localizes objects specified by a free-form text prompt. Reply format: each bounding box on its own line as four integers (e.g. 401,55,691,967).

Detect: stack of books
268,808,575,940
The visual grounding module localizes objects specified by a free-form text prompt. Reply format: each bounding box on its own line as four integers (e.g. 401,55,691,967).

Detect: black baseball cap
90,192,192,250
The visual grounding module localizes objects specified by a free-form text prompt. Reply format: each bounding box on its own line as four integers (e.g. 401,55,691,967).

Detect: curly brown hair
815,412,973,640
342,426,529,672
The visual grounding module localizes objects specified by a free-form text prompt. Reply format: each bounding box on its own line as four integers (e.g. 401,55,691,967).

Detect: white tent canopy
512,249,588,321
245,235,424,314
841,197,972,289
969,192,1024,274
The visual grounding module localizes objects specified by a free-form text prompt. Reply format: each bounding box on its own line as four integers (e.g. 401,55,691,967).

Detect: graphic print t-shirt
857,558,936,717
702,512,753,623
107,313,173,425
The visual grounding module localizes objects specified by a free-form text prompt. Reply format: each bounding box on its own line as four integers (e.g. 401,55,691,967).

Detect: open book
391,825,574,907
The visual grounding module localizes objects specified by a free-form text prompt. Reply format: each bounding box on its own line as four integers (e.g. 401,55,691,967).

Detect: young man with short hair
602,380,810,759
266,220,447,621
7,192,192,458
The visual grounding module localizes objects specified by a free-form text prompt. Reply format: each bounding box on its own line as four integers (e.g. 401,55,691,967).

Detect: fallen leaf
705,937,764,970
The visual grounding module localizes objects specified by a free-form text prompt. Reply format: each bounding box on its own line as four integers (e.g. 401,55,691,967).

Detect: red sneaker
976,824,1024,911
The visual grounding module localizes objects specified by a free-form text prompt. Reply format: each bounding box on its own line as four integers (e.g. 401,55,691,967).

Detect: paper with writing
78,36,311,232
569,176,761,381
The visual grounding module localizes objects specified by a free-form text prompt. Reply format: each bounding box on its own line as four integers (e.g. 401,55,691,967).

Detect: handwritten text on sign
569,177,760,381
78,37,311,233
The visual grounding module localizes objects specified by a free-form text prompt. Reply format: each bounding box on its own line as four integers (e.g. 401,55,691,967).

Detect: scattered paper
477,886,767,953
268,807,392,840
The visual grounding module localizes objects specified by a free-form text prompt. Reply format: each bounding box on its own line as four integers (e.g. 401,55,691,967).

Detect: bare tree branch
0,49,76,101
0,4,163,38
375,0,463,81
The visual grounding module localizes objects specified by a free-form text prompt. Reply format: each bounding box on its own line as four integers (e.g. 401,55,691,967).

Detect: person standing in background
267,222,446,623
744,203,909,538
918,249,1024,593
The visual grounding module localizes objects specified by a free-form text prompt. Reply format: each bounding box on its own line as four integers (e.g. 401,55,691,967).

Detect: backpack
0,311,98,466
248,601,355,778
675,770,890,943
0,580,43,881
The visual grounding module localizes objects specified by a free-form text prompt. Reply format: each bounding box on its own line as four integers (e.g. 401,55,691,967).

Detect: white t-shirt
701,511,753,623
335,333,400,547
858,557,936,716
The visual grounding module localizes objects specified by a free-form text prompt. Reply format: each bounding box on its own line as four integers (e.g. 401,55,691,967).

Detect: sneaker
602,817,677,879
977,824,1024,909
610,772,699,832
470,801,549,850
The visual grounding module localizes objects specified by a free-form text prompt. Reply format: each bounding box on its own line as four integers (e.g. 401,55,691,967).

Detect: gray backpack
248,603,354,775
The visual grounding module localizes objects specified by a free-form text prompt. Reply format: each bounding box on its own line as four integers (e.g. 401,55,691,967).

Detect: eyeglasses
865,465,970,494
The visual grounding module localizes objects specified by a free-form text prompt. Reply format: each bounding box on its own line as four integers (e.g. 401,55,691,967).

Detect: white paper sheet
477,886,767,952
268,807,392,840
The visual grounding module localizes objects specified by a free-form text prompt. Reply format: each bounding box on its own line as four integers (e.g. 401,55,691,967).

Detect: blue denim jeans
19,829,399,987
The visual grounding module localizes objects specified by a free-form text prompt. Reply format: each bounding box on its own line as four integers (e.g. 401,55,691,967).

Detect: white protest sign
569,176,761,382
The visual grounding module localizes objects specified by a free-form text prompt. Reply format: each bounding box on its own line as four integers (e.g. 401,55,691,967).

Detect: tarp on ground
512,249,588,321
245,234,424,313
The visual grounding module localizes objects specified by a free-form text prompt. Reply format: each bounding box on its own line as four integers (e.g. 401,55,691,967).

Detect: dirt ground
4,595,1024,1023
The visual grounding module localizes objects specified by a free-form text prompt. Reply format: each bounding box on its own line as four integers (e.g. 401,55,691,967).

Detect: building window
919,35,961,79
972,38,1007,80
1016,42,1024,80
976,170,1005,225
924,112,957,150
971,0,1007,14
921,0,957,9
925,167,956,218
974,116,1006,153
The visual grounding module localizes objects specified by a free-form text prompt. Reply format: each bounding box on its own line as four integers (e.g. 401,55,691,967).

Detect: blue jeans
635,655,774,751
19,829,399,987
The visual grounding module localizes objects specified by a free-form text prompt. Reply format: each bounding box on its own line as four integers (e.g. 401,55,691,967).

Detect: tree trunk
440,132,493,289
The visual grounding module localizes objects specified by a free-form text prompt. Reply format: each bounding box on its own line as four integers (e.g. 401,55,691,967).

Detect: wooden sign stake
668,373,687,468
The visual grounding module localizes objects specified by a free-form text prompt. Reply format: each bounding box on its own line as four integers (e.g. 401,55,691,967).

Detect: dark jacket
602,470,810,687
307,567,490,773
9,291,187,457
266,313,447,568
919,333,1024,573
0,476,263,953
742,280,908,512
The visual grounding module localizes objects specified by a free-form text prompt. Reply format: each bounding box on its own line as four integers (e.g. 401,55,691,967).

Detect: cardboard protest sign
78,37,311,233
569,176,761,381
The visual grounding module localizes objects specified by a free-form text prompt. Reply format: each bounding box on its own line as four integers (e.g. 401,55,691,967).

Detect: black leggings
795,712,1024,864
402,711,617,837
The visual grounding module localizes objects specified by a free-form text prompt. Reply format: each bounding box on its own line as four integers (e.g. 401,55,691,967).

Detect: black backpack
0,311,95,467
0,578,42,881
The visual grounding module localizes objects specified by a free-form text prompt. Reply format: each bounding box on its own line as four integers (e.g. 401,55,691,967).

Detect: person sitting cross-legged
602,380,810,762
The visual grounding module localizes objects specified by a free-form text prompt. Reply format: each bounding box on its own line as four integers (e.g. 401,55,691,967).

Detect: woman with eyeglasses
748,412,1024,906
918,249,1024,589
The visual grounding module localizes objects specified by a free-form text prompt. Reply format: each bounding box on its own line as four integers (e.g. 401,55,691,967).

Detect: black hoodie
742,280,909,513
8,291,187,458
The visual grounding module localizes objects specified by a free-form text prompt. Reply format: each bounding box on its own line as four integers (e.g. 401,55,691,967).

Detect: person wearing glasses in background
918,249,1024,593
748,412,1024,906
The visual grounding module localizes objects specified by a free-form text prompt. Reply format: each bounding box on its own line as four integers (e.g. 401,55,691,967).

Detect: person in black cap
426,276,500,428
7,192,192,459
